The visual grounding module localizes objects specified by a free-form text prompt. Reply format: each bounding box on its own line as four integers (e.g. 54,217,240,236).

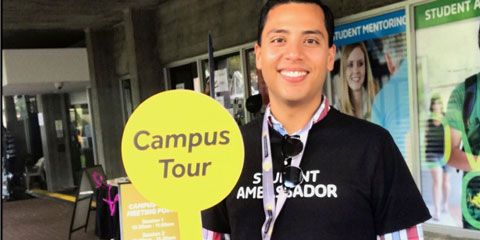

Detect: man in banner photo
202,1,430,239
445,25,480,230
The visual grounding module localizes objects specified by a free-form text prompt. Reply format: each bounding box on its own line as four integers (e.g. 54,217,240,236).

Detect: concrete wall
324,0,404,19
155,0,264,64
155,0,403,65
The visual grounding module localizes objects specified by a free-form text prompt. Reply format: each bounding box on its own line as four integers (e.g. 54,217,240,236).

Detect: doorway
68,103,94,186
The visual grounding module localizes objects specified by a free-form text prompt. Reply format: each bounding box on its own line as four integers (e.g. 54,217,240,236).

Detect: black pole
208,32,215,98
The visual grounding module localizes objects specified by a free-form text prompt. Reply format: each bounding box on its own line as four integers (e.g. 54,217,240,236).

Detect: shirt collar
267,96,330,136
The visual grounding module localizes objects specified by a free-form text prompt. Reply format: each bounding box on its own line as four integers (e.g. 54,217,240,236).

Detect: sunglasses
281,134,304,191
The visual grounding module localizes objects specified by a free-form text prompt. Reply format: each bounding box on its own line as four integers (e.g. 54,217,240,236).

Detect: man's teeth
281,71,307,77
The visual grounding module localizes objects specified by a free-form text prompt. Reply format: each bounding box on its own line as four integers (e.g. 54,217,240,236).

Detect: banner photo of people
330,10,410,161
415,0,480,231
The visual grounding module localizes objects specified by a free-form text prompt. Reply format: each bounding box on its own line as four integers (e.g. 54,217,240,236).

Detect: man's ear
254,43,262,70
327,44,336,71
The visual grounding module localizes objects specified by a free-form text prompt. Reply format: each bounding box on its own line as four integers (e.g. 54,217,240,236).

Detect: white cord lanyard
261,98,329,240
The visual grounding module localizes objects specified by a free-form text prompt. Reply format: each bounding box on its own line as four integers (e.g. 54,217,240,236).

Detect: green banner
415,0,480,29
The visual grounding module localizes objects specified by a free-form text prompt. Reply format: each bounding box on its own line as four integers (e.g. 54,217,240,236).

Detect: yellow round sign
121,90,244,212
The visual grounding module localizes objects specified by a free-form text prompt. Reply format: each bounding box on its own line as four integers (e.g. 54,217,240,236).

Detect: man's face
255,3,335,106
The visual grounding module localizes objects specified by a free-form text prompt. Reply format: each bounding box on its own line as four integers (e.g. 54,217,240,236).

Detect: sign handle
178,210,202,240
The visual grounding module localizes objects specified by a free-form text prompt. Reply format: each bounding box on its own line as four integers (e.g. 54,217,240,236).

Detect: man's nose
284,42,303,61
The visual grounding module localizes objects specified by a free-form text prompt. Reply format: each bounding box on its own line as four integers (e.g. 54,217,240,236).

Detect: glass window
245,49,267,120
202,53,246,125
68,101,94,186
415,1,480,231
14,95,27,121
121,79,134,122
169,63,198,90
246,50,259,96
2,98,5,127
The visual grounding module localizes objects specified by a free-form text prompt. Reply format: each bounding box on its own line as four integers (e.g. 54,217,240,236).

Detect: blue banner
334,10,406,47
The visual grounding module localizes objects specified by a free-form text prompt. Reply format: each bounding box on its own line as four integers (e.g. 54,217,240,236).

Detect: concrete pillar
84,8,164,179
86,28,126,178
125,8,165,101
37,94,74,191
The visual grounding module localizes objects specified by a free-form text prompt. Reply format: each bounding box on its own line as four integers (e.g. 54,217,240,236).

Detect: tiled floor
2,197,97,240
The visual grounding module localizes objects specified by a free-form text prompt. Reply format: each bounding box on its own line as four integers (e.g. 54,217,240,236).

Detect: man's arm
378,224,423,240
447,128,475,171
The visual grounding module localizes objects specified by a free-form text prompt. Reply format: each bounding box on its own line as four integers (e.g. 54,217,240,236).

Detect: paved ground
425,231,479,240
1,194,478,240
2,197,96,240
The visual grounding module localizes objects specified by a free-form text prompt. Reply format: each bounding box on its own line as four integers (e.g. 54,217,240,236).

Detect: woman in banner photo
425,94,451,221
338,42,378,120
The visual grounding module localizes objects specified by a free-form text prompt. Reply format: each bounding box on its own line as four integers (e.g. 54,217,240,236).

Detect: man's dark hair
257,0,335,47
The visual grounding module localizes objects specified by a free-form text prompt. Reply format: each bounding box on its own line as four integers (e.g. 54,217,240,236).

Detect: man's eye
271,38,285,44
304,39,319,45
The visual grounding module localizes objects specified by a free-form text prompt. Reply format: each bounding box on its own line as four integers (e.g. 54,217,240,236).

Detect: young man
202,1,430,239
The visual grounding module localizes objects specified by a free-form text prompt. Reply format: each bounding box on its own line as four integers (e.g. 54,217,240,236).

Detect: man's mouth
280,70,307,78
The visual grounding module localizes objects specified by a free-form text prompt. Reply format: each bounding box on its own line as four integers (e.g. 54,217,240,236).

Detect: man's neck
269,95,322,135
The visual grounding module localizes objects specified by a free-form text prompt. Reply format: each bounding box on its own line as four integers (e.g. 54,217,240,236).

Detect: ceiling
2,82,91,96
2,0,167,95
2,0,165,49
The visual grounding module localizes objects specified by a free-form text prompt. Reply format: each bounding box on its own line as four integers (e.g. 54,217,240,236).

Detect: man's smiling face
255,3,335,106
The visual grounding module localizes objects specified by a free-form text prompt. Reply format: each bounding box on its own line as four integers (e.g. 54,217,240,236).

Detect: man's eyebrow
302,30,325,38
303,30,323,36
266,29,325,38
266,29,289,36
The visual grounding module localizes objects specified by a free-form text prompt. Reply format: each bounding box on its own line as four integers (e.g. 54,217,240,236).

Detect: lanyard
261,97,330,240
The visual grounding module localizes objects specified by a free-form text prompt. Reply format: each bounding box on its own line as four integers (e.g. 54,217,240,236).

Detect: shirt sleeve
202,229,224,240
201,199,231,234
378,224,424,240
445,84,464,131
371,132,431,235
